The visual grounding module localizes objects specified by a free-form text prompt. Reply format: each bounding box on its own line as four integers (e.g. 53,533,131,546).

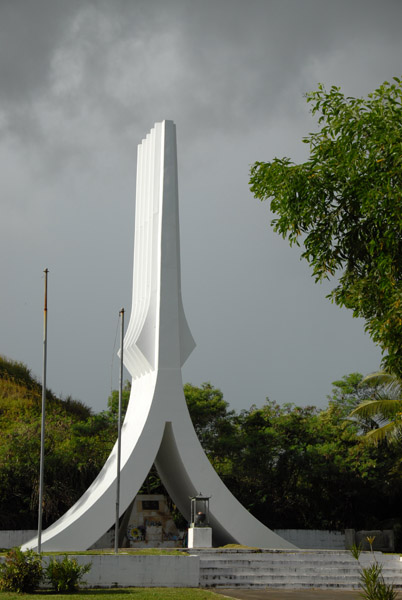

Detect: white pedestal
187,527,212,548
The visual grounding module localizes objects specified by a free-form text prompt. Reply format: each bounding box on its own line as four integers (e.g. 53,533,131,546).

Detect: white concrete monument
23,121,295,551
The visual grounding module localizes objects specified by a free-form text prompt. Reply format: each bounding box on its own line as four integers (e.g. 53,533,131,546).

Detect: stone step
198,555,401,566
200,563,402,574
196,551,392,561
201,582,358,590
201,559,356,567
200,571,402,581
201,573,358,581
197,550,402,589
200,559,401,568
200,576,402,590
201,567,402,576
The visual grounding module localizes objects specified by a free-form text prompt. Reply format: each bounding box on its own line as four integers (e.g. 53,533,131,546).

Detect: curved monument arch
23,121,295,551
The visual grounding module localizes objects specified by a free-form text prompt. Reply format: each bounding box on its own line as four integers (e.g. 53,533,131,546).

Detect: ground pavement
213,589,402,600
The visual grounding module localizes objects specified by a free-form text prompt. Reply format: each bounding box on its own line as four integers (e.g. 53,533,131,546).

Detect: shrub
45,555,91,592
349,537,396,600
349,542,362,560
0,547,43,592
359,562,396,600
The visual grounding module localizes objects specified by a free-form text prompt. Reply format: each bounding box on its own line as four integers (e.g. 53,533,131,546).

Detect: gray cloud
0,0,400,412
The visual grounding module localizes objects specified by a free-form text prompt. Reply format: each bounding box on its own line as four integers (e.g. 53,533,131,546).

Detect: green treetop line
250,77,402,378
2,356,402,543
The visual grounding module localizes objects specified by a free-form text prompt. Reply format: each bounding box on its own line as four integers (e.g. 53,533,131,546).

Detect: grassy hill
0,356,113,529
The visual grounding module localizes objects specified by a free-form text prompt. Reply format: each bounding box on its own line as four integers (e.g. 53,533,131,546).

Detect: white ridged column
22,121,295,551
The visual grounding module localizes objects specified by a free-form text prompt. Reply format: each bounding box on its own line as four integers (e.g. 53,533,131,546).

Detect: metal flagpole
115,308,124,554
37,268,48,553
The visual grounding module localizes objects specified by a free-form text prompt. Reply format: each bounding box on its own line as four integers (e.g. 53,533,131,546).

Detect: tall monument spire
23,121,295,551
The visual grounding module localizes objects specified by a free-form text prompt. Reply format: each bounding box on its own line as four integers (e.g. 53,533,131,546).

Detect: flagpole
37,268,48,553
115,308,124,554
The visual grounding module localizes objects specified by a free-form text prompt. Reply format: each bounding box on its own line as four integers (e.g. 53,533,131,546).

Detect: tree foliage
106,381,131,418
184,382,238,460
250,78,402,377
328,372,372,416
225,399,402,531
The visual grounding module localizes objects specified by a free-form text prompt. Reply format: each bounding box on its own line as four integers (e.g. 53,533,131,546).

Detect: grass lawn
0,589,222,600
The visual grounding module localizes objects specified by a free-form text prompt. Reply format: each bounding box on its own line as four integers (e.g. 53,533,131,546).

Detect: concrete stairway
192,549,402,589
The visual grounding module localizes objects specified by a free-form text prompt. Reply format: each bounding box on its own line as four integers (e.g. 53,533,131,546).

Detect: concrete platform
213,589,402,599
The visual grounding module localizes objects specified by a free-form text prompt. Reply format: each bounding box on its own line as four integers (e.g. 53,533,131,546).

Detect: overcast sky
1,0,400,414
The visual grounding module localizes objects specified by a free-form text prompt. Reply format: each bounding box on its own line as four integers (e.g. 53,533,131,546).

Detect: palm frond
364,421,402,445
351,371,402,445
362,371,401,398
350,398,402,421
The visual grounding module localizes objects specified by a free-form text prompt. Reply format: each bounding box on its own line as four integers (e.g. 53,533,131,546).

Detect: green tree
184,382,238,458
249,78,402,377
328,372,377,417
106,381,131,418
350,371,402,443
232,398,402,531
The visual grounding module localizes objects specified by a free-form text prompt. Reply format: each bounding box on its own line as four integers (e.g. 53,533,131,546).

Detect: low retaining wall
0,554,199,588
68,554,200,588
0,530,36,549
275,529,345,550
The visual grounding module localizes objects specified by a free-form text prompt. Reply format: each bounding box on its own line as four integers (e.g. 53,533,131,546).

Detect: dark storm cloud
2,0,401,148
0,0,401,411
0,1,75,102
0,1,79,138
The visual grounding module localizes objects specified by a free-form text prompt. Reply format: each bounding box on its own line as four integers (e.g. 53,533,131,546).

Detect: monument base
187,527,212,548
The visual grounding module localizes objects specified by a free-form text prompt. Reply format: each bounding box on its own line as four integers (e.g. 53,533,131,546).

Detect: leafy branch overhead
250,78,402,376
